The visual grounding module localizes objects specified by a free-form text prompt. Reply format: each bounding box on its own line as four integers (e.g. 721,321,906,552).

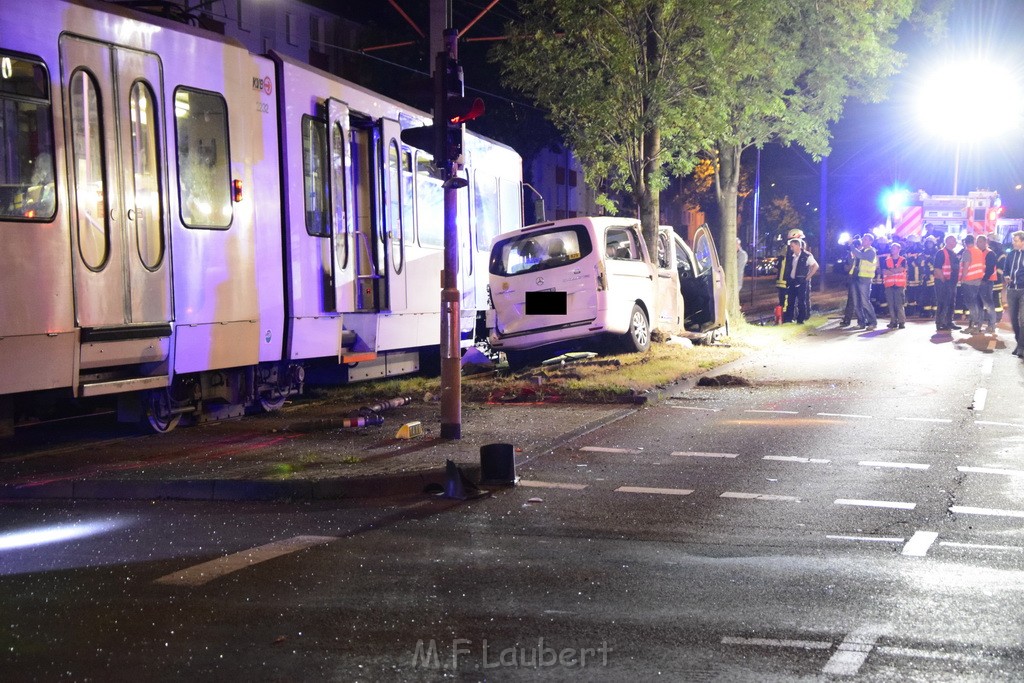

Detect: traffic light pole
439,29,461,440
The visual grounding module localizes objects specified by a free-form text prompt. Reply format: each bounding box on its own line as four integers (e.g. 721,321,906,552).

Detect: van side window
657,233,671,269
606,226,641,261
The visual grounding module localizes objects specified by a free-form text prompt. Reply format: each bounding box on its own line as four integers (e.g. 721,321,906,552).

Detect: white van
486,217,726,363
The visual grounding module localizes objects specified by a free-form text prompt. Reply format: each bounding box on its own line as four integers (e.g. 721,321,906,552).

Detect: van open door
676,225,726,332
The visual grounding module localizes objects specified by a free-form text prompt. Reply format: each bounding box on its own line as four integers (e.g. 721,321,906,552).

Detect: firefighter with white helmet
775,229,808,321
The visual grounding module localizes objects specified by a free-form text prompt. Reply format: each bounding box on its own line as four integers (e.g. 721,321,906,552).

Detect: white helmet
787,228,805,240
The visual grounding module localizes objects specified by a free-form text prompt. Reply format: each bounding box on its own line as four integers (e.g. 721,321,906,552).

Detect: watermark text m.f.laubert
411,638,612,669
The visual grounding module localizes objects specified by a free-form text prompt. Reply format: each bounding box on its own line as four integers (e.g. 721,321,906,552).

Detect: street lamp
917,60,1023,196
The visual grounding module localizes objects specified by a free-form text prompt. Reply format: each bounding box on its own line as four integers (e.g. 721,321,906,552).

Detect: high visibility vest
856,249,877,278
962,246,985,282
937,248,954,280
883,255,907,287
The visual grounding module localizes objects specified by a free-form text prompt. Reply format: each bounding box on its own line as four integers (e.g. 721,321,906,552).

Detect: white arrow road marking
902,531,939,556
155,535,337,587
822,624,888,676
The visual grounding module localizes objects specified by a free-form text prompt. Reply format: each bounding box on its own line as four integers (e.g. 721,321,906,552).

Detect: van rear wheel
623,305,651,353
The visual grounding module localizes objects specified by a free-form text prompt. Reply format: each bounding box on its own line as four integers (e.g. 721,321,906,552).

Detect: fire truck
892,189,1010,239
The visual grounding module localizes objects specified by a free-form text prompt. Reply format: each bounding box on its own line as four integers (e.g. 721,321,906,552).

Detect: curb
0,465,482,503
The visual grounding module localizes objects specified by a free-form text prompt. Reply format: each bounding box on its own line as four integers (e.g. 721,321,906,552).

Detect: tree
492,0,719,251
704,0,951,318
763,196,806,248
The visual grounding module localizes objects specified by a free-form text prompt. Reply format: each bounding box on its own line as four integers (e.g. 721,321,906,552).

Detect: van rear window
489,225,593,276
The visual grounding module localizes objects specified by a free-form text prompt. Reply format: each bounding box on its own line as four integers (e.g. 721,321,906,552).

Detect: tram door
59,36,171,331
345,115,387,313
325,98,356,313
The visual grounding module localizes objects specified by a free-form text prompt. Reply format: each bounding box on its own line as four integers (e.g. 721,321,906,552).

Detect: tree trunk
639,126,660,253
715,141,742,320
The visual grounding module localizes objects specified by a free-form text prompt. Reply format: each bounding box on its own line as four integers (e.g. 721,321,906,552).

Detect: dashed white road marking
721,491,800,502
816,412,871,419
975,420,1024,428
669,405,721,412
895,416,953,424
745,409,800,415
580,446,641,454
939,541,1023,552
957,466,1024,477
764,455,830,464
874,646,988,664
721,636,832,650
971,388,988,412
826,535,904,544
986,338,998,353
981,357,994,375
615,486,693,496
835,499,916,510
901,531,939,556
154,535,337,587
519,480,588,490
949,505,1024,519
821,624,887,676
858,460,930,470
671,451,739,459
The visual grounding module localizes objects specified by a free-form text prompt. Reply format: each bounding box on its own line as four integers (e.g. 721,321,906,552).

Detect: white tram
0,0,523,432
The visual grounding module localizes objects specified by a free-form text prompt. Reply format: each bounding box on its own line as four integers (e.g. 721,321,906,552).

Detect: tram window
69,69,109,270
301,115,329,237
129,81,164,269
416,154,443,247
330,121,348,268
387,140,403,273
0,54,56,221
400,150,414,245
473,172,499,252
499,177,522,232
174,88,232,229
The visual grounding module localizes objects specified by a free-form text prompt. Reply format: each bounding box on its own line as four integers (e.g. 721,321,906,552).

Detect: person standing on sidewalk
849,233,878,330
959,234,985,334
975,234,999,334
839,237,860,327
781,238,818,324
1004,230,1024,357
882,241,908,329
932,234,960,331
736,238,748,294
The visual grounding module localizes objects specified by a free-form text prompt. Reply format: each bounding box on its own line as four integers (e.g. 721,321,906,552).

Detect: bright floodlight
917,60,1024,141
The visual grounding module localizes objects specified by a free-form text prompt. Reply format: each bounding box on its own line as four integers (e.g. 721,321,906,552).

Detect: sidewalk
0,398,639,502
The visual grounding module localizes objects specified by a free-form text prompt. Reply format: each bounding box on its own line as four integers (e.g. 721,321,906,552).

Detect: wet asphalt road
2,319,1023,681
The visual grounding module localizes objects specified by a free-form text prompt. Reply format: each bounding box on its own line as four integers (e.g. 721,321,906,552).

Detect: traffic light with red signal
400,51,484,185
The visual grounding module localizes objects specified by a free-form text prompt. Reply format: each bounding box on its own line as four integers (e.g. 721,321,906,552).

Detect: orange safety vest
962,246,985,282
883,255,907,288
937,248,954,280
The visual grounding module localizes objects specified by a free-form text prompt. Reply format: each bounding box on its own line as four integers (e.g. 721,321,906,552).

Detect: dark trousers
934,278,955,328
784,280,808,323
843,278,857,323
1007,287,1024,349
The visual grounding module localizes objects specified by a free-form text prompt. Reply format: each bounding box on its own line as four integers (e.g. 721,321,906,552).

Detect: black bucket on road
480,443,517,486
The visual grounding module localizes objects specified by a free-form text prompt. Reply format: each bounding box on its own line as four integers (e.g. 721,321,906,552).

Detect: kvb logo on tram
252,75,272,95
